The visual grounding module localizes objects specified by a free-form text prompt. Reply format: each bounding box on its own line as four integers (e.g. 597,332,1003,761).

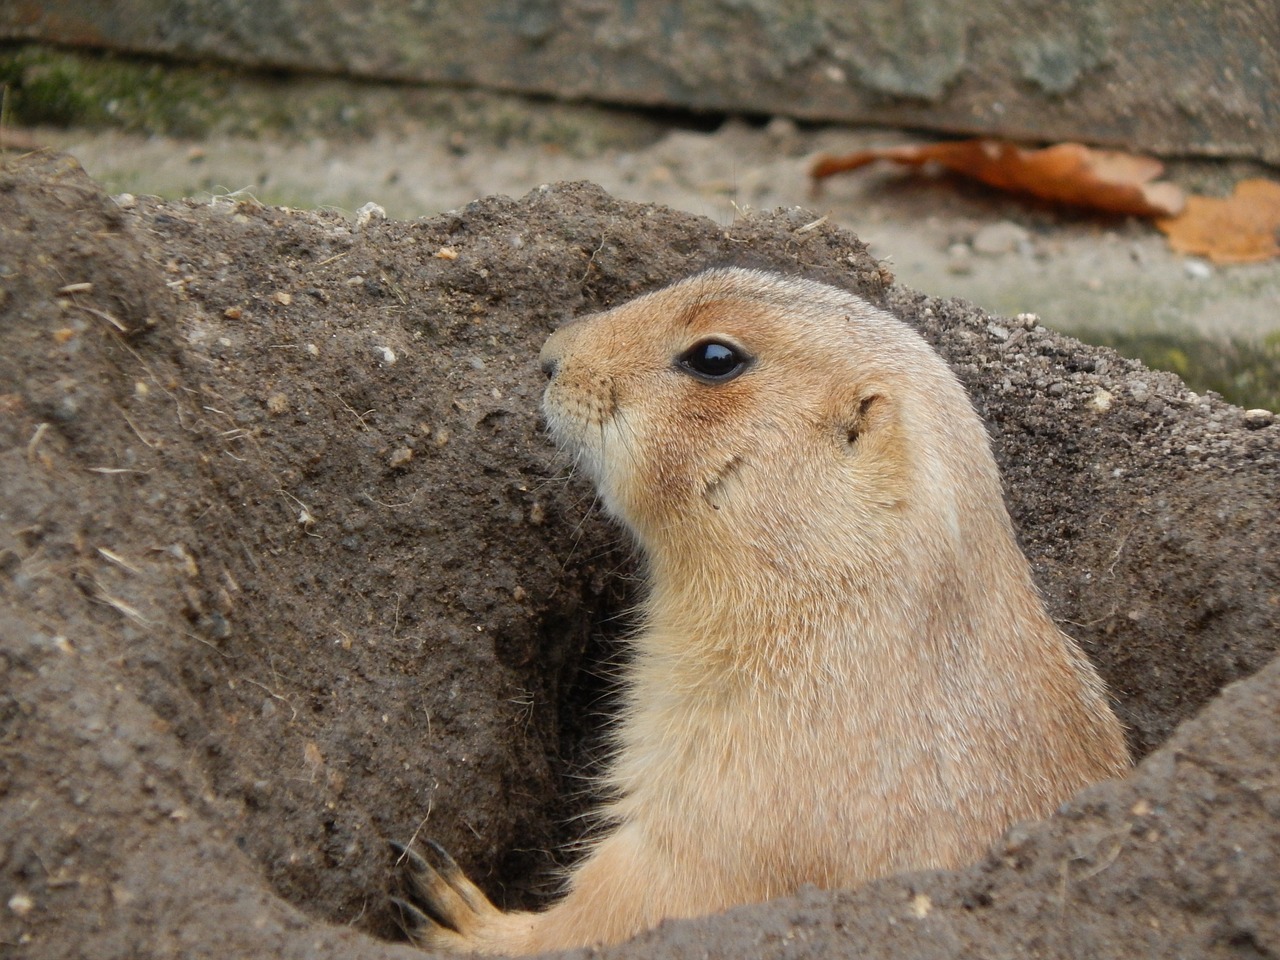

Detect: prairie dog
394,268,1129,954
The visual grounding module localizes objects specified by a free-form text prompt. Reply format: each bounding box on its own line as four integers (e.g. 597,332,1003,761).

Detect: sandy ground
27,88,1280,352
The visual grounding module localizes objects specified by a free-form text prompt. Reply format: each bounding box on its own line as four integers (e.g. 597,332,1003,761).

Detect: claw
423,838,462,875
421,839,493,915
390,895,434,934
390,839,430,872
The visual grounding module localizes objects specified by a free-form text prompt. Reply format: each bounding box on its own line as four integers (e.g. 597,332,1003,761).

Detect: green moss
0,44,412,140
0,43,667,150
1088,330,1280,412
0,45,228,136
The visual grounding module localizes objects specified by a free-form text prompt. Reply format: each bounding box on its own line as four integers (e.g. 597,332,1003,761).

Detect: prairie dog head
540,269,1013,588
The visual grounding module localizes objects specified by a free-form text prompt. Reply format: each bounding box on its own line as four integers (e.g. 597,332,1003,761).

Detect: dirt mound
1,152,1276,959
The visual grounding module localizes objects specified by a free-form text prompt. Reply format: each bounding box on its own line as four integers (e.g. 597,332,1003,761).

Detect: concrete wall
3,0,1276,163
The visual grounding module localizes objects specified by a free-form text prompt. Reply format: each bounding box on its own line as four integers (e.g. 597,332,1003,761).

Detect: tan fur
402,268,1130,954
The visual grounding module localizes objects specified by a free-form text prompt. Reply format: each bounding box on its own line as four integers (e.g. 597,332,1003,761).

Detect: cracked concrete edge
3,0,1278,163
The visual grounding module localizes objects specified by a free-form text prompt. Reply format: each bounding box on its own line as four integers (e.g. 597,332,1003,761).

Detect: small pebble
8,893,33,917
1243,408,1275,428
355,202,386,228
946,242,973,275
1183,258,1212,280
972,220,1029,256
765,116,799,140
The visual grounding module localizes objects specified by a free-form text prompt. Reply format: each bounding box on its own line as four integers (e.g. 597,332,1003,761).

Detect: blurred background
3,0,1277,408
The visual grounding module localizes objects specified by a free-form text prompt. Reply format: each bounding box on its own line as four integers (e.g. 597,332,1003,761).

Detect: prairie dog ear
836,388,892,450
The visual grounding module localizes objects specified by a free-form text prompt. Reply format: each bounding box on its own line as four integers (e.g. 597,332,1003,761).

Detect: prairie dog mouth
702,454,745,510
541,383,629,505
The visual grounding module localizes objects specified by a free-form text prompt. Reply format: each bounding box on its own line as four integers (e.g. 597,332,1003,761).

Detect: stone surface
2,0,1277,163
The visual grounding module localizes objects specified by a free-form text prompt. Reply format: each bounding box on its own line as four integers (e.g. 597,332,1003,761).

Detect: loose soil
1,151,1277,959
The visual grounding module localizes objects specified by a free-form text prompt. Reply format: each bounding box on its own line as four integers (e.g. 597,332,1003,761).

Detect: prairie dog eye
678,340,751,383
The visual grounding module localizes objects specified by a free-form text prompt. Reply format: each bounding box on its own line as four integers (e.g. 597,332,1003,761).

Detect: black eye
678,340,750,383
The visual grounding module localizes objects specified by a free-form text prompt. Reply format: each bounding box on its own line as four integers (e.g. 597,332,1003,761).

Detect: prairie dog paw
390,839,535,954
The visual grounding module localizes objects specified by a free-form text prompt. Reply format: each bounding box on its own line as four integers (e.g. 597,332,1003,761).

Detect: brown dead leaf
811,139,1185,218
1155,179,1280,264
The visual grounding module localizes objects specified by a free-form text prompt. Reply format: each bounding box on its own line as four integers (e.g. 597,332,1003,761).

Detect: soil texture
1,152,1276,959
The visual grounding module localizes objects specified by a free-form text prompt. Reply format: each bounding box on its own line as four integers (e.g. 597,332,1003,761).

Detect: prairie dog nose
539,323,575,379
